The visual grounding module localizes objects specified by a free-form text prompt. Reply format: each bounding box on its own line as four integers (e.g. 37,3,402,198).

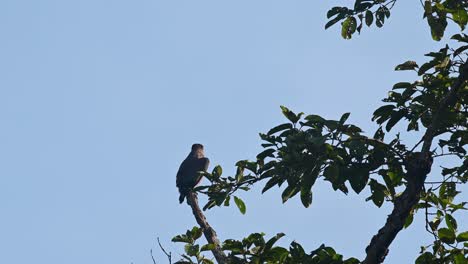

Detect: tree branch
156,237,172,264
363,61,468,264
186,192,228,264
150,249,157,264
421,62,468,153
363,152,432,263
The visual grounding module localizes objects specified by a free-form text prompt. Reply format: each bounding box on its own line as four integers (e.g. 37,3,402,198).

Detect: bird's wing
193,157,210,186
201,157,210,172
176,159,189,188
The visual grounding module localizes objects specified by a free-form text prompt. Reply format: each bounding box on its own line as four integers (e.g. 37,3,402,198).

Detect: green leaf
223,195,230,206
174,261,191,264
454,45,468,57
201,259,214,264
267,123,293,135
451,33,468,42
438,227,456,244
385,110,405,132
392,82,413,89
339,112,351,124
222,239,244,252
281,185,299,203
184,244,199,257
200,243,216,252
372,190,385,207
365,10,373,26
213,165,222,178
233,196,246,214
341,16,357,39
265,233,285,250
290,241,305,259
235,167,244,182
456,231,468,242
172,234,192,243
427,8,448,41
324,120,340,130
325,14,346,29
373,127,385,141
266,247,289,260
300,186,313,208
375,18,383,28
305,114,325,123
372,105,395,123
327,7,346,19
418,60,437,75
202,200,216,211
452,9,468,30
324,164,339,182
445,214,458,231
404,212,414,229
395,61,418,71
245,161,257,173
367,179,386,207
348,167,369,194
342,124,362,134
243,233,265,247
344,258,360,264
262,176,279,193
280,106,301,123
190,226,203,240
416,252,434,264
383,6,390,18
375,7,386,28
429,218,441,231
257,148,276,160
453,253,466,264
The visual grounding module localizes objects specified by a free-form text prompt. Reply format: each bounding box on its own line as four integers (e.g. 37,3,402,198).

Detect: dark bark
186,192,228,264
363,153,432,264
363,62,467,264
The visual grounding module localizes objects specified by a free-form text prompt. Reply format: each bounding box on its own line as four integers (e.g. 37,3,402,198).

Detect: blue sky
0,1,466,263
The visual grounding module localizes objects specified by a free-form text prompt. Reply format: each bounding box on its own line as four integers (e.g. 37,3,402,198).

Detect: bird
176,144,210,204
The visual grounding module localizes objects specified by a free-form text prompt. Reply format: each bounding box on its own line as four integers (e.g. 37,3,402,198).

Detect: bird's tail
179,193,185,204
179,187,189,204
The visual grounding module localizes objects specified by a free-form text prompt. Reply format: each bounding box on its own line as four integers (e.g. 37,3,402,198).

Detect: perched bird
176,144,210,204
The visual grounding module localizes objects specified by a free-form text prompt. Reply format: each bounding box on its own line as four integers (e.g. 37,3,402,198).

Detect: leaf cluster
172,230,359,264
413,182,468,263
326,0,468,41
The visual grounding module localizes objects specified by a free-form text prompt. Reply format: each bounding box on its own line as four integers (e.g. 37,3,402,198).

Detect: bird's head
191,143,205,158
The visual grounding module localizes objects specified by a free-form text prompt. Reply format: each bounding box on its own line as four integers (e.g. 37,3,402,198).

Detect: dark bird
176,144,210,204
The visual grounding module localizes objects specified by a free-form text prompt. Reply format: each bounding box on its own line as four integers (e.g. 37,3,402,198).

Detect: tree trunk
364,61,466,263
363,153,432,264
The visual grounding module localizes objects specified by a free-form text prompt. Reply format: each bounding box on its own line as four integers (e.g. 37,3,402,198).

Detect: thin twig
157,237,172,264
410,138,424,152
433,153,459,158
150,249,157,264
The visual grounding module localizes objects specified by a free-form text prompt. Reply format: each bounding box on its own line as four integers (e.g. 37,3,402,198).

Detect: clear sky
0,1,466,264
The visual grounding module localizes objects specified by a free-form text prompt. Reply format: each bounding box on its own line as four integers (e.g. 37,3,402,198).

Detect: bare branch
186,192,228,264
150,249,157,264
153,237,172,264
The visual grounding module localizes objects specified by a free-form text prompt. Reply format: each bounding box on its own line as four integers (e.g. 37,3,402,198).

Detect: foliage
326,0,467,41
172,228,360,264
171,1,468,263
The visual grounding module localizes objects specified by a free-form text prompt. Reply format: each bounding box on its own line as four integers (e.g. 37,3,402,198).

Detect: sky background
0,1,466,263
